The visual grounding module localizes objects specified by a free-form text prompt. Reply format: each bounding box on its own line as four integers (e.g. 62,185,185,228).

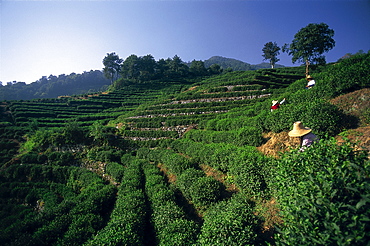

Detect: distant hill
203,56,285,71
0,70,110,101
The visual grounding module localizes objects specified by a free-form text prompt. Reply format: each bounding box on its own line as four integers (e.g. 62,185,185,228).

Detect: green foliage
142,161,200,246
0,70,110,101
262,41,281,68
271,138,370,245
52,151,77,166
137,147,195,176
197,193,260,245
0,51,369,246
285,23,335,67
229,150,271,197
184,126,262,147
86,159,147,246
319,52,370,96
58,213,104,246
103,52,123,83
190,176,223,209
176,168,205,200
105,162,125,182
87,146,124,162
264,99,350,137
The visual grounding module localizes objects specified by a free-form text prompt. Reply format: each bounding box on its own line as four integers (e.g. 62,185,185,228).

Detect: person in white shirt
288,121,319,151
305,75,316,89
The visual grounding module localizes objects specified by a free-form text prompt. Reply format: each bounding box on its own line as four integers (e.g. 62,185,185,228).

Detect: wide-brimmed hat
306,75,313,80
288,121,312,137
272,100,279,106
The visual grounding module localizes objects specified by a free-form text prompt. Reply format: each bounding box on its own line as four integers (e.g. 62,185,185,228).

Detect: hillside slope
0,53,369,246
258,88,370,157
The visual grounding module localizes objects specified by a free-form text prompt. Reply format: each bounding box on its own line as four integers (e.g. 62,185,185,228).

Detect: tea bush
142,161,200,246
105,162,125,182
190,176,223,209
271,138,370,245
320,53,370,97
176,168,205,200
264,99,348,136
197,193,260,245
184,126,262,147
86,159,147,246
228,149,271,197
159,149,195,176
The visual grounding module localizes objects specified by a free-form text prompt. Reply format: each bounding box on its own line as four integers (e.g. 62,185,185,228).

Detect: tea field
0,53,369,245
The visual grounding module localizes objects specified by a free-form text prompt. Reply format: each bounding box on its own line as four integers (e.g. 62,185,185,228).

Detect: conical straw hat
288,121,312,137
272,100,279,106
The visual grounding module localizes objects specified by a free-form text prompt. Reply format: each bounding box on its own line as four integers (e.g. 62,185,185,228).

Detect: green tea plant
271,138,370,245
184,126,262,147
142,161,200,246
86,159,148,246
105,162,125,182
264,99,349,137
189,176,224,209
197,193,261,245
176,168,205,200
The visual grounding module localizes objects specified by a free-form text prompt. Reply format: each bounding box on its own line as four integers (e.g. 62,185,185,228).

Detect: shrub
190,176,223,209
142,161,199,246
184,127,262,147
47,151,76,166
176,168,205,200
264,99,347,137
105,162,125,182
234,127,263,146
229,149,271,197
197,193,260,245
321,53,370,96
271,138,370,245
58,213,103,246
86,159,147,246
160,150,195,176
20,152,40,164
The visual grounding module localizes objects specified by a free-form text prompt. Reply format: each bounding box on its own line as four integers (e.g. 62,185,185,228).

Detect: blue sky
1,0,369,84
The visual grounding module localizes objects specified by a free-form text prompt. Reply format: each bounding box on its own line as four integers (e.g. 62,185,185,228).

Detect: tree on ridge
262,41,281,69
283,23,335,75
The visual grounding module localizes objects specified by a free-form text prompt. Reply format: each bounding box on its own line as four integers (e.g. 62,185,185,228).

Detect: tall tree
167,55,189,77
283,23,335,75
139,54,156,81
103,52,123,83
262,42,280,68
208,64,223,75
189,60,208,76
120,54,140,80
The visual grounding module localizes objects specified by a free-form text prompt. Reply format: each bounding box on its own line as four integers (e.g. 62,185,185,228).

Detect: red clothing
271,104,280,110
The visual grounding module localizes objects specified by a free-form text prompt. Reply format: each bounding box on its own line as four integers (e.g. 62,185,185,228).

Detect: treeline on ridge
0,70,110,101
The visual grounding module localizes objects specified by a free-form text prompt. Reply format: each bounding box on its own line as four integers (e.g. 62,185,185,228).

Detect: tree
189,60,208,76
138,54,156,81
103,52,123,84
167,55,189,78
262,42,280,68
283,23,335,75
155,58,168,78
208,64,223,75
120,54,140,80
